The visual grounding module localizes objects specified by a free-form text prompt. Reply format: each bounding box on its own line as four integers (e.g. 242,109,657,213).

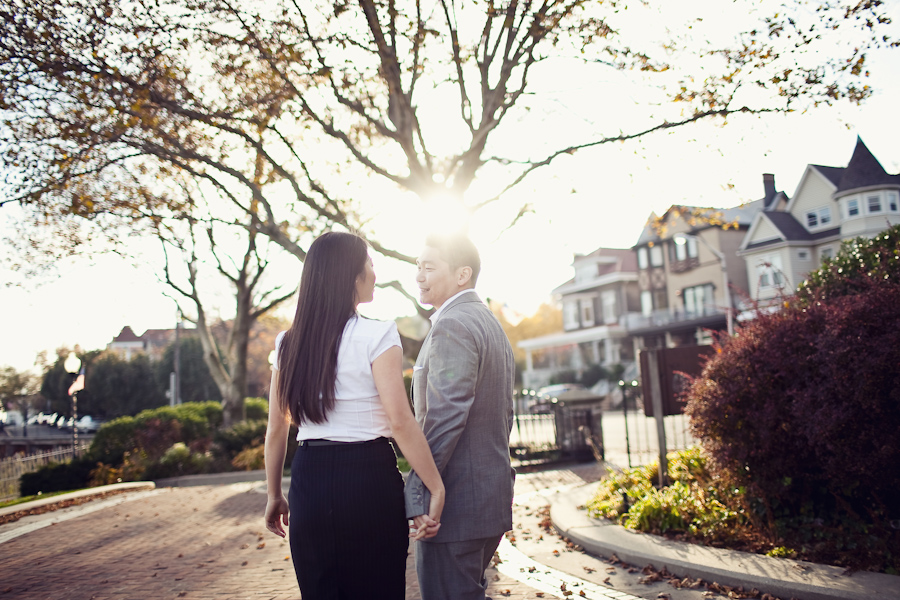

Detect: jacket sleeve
405,314,478,519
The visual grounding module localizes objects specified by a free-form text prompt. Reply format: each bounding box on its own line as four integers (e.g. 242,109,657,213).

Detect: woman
264,231,444,599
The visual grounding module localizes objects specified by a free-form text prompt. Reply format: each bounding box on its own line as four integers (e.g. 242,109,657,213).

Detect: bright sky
2,5,899,374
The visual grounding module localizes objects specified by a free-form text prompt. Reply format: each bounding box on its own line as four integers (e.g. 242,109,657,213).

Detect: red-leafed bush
686,281,900,571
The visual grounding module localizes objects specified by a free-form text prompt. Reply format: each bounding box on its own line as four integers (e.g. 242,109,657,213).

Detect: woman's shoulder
352,316,398,336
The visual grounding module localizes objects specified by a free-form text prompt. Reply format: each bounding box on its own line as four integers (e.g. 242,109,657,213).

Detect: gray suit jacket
404,292,516,543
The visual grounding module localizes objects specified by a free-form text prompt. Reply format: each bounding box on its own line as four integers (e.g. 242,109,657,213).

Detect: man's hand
264,494,290,538
410,514,441,540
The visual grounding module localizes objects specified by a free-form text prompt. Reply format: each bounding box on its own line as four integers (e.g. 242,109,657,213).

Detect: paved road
0,463,714,600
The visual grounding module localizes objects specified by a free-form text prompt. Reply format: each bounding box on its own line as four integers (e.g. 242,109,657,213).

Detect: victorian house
738,138,900,305
518,248,640,389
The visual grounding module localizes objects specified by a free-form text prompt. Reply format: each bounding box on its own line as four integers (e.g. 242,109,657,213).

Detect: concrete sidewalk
550,482,900,600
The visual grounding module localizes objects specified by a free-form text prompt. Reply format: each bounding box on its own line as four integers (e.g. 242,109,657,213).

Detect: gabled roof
742,211,841,251
634,201,763,247
111,326,142,343
805,137,900,197
553,247,639,295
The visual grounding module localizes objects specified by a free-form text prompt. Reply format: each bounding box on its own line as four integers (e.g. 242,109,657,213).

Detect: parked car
529,383,586,414
75,415,101,433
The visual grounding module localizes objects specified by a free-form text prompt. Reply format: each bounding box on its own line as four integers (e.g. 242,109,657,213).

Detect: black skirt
288,437,408,600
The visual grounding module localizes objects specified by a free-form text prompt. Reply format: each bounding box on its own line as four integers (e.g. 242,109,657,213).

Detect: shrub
685,284,900,571
213,419,266,462
148,442,211,479
245,397,268,420
797,224,900,304
20,458,96,496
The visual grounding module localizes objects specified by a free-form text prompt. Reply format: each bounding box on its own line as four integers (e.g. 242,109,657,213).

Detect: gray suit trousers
415,536,503,600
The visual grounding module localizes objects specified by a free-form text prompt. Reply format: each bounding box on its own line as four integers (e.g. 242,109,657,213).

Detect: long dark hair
277,231,368,425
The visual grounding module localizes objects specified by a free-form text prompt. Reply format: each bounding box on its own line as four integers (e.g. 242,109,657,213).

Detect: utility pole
174,309,182,405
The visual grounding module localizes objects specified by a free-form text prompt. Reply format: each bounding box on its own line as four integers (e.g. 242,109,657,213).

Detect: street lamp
64,352,82,452
674,233,734,336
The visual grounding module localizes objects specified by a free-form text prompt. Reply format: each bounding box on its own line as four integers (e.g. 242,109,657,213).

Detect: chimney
763,173,776,206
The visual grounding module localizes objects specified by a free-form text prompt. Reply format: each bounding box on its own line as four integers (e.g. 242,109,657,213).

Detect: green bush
20,458,96,496
147,442,212,479
213,419,267,462
245,397,268,420
587,448,745,543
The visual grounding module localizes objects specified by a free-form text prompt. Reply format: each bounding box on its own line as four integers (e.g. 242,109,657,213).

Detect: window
575,263,597,284
563,301,579,330
868,194,882,214
641,291,653,317
601,290,617,324
806,207,832,229
637,247,649,269
581,299,595,327
674,240,687,261
820,247,834,263
847,198,860,217
756,254,785,289
649,245,664,267
798,250,810,261
683,284,715,317
888,192,899,213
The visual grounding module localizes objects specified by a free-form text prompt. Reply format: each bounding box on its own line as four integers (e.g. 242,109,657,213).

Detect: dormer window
847,198,860,217
805,207,832,229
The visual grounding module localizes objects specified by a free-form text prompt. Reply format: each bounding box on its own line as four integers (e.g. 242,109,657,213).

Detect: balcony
623,305,727,334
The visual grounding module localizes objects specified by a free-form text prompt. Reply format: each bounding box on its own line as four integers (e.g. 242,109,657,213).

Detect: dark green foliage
213,419,266,461
797,224,900,304
155,337,222,404
686,282,900,572
20,457,96,496
87,401,222,465
244,397,268,420
82,353,166,418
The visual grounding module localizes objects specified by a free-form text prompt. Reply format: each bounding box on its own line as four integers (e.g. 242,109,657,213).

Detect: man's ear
457,266,473,287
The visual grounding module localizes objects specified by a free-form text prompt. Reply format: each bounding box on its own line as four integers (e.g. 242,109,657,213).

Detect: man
405,233,516,600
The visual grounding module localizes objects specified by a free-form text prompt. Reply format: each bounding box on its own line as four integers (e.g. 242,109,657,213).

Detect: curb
154,469,267,488
550,482,900,600
0,481,156,523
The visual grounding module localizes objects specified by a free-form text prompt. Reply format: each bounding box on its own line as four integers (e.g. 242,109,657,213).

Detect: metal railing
0,446,89,502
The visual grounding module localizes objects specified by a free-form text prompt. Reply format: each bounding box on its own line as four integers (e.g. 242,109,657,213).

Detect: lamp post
618,380,633,468
674,233,734,336
64,352,82,452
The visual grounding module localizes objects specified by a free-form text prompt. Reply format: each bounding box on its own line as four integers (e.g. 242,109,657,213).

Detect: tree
0,365,42,435
156,336,222,405
2,0,894,279
80,352,166,418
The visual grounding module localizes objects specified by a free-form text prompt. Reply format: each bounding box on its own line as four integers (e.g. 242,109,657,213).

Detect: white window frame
847,197,860,218
797,250,810,261
637,247,649,269
756,254,785,289
649,245,664,267
806,207,832,229
867,194,883,214
581,298,595,327
887,191,899,213
683,283,715,317
819,246,834,263
640,290,653,317
601,290,617,324
563,301,579,330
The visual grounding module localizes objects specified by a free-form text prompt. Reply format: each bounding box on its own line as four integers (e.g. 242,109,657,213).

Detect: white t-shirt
273,316,402,442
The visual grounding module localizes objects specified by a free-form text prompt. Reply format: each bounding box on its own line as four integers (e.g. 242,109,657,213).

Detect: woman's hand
264,494,290,538
411,485,445,540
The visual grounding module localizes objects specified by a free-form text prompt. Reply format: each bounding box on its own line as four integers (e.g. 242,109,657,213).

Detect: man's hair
425,233,481,286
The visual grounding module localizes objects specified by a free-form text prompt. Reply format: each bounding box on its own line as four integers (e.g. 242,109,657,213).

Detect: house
518,248,640,389
738,138,900,304
626,180,775,349
107,325,195,361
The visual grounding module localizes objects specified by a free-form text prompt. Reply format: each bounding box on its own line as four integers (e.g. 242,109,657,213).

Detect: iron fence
0,446,88,502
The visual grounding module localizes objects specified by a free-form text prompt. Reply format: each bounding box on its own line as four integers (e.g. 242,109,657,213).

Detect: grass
0,488,86,510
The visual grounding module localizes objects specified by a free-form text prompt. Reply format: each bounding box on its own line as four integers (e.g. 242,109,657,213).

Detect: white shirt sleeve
369,321,402,363
272,331,286,371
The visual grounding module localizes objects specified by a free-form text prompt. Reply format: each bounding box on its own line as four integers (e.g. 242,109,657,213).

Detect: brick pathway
0,469,606,600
